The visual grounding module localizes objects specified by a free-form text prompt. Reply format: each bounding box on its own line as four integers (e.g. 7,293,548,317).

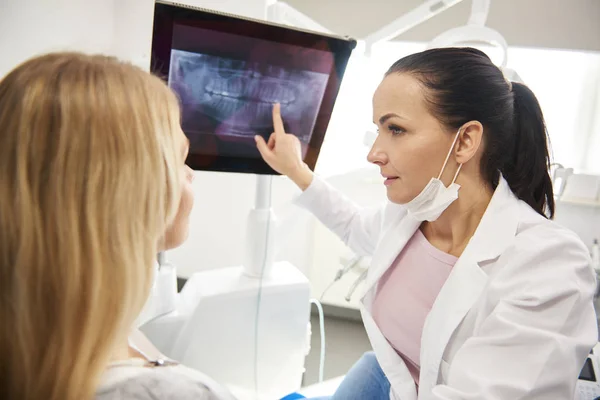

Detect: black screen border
151,1,357,175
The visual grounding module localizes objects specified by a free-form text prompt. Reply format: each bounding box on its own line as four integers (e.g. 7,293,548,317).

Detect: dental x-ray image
169,50,329,159
151,2,356,173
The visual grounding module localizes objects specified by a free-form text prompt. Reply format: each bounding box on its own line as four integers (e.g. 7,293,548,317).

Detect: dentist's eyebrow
377,113,406,125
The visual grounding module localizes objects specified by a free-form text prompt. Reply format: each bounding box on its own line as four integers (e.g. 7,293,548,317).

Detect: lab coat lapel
364,211,421,295
361,211,421,400
418,254,488,397
418,177,520,397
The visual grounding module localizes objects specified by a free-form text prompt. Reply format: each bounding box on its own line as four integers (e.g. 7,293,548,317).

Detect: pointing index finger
272,103,285,136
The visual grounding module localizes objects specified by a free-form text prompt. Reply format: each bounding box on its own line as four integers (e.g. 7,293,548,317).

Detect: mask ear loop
437,128,463,180
451,163,462,184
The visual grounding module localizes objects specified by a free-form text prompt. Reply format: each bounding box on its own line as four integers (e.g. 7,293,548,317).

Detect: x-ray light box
151,1,356,174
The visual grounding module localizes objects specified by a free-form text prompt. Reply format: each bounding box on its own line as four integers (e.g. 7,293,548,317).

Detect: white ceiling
284,0,600,52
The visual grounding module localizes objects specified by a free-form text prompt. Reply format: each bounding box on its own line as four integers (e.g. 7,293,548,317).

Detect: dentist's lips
383,176,398,186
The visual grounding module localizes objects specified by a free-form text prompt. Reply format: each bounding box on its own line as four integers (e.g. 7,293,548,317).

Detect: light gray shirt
96,359,237,400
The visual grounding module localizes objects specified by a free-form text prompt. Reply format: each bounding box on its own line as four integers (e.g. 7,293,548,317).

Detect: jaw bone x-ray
169,50,329,157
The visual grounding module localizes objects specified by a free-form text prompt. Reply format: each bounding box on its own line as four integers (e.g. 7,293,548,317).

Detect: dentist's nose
367,137,388,166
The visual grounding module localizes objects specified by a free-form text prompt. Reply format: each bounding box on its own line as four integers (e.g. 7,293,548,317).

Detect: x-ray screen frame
151,1,356,175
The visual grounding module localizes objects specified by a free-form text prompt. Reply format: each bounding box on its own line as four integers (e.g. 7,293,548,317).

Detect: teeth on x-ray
205,78,296,105
170,50,328,138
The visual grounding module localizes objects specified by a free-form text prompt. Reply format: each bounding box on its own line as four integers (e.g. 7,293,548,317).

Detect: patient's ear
159,166,194,252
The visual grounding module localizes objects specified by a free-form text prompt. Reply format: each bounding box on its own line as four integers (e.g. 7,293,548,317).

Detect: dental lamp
362,0,512,72
427,0,509,68
363,0,466,57
425,0,525,85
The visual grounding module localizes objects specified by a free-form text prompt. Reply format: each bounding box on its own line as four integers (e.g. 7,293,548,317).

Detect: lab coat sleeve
293,174,386,256
432,225,598,400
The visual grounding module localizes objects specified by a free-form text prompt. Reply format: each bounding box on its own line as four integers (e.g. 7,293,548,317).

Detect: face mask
404,128,463,222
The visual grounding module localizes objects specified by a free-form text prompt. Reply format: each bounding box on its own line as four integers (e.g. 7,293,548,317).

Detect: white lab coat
295,175,598,400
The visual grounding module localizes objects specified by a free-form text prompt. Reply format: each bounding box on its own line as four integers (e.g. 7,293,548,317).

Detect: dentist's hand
255,103,314,190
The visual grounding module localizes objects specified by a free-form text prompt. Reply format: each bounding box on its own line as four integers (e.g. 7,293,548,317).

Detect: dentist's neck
420,173,493,257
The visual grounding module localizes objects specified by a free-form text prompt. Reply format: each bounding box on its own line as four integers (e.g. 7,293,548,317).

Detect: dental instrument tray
151,1,356,174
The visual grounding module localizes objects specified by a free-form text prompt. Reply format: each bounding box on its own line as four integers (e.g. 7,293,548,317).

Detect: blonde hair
0,53,186,400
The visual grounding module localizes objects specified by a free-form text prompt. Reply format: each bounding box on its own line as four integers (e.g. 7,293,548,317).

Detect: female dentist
256,47,598,399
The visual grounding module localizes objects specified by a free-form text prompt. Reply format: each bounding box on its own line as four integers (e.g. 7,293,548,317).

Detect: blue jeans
309,351,391,400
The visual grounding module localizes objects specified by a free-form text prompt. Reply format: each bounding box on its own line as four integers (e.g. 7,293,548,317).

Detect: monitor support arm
242,1,332,279
242,175,277,278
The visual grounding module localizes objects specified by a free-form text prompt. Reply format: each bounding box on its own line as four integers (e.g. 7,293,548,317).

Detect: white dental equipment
551,163,575,200
551,166,600,275
345,269,368,303
319,255,363,302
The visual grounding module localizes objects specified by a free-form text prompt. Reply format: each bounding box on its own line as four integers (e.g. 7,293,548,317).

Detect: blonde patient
0,53,235,400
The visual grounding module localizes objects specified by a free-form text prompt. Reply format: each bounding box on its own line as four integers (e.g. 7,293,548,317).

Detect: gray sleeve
96,369,220,400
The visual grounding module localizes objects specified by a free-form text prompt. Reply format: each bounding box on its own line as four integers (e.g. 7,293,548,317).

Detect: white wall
0,0,269,77
0,0,116,77
554,202,600,251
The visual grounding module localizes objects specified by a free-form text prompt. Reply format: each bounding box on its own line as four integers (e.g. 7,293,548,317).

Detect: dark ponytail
504,83,554,218
387,47,555,219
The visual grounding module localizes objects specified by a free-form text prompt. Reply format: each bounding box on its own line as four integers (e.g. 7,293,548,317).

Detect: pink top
372,229,457,386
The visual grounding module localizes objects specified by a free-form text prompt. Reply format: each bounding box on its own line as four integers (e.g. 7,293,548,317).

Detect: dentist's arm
255,104,387,256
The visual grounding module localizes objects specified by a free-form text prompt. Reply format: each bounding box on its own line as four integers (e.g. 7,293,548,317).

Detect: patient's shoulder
96,364,231,400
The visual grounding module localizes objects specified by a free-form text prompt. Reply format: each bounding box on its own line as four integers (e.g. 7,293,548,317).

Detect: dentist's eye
388,124,405,136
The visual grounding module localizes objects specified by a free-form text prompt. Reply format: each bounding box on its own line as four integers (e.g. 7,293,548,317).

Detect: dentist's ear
455,121,484,165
